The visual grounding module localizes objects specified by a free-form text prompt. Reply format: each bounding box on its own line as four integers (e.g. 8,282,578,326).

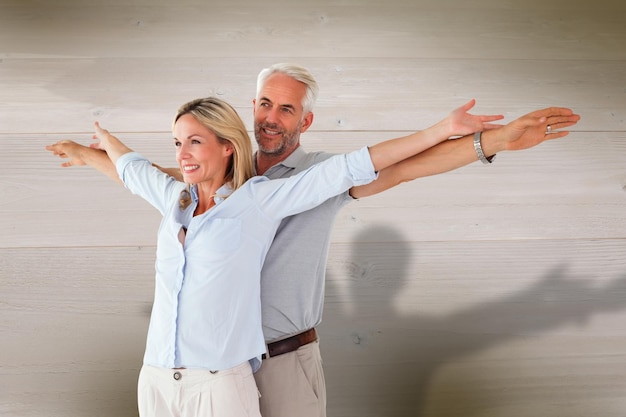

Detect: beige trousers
137,362,261,417
254,340,326,417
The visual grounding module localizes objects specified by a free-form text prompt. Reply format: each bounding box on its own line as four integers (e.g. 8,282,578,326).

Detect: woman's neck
194,180,225,216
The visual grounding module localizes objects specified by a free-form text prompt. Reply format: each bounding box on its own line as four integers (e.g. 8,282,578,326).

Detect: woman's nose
177,143,191,158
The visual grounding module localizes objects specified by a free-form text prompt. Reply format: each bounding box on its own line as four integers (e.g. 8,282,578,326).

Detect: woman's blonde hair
174,97,255,191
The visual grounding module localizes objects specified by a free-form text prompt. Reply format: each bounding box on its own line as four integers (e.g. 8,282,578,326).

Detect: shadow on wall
320,225,626,417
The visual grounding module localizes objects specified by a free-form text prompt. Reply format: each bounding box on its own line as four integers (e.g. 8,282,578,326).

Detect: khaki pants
254,340,326,417
138,362,261,417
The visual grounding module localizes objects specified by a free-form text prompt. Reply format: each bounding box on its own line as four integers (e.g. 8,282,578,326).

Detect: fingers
544,112,581,136
456,99,504,121
45,144,61,156
460,98,476,111
517,107,580,136
449,99,476,119
526,107,580,132
450,99,476,113
530,107,575,118
45,143,67,157
45,145,71,166
536,108,580,125
481,114,505,123
546,116,581,129
92,121,109,150
543,130,570,141
93,121,106,138
482,122,505,131
545,122,572,135
45,143,72,167
94,121,110,136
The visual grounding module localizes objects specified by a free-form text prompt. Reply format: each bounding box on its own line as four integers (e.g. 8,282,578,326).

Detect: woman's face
174,113,233,184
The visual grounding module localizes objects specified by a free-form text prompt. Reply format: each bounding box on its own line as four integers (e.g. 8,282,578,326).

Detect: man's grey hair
256,63,319,115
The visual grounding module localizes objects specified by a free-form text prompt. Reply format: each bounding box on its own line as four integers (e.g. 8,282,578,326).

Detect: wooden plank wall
1,0,625,416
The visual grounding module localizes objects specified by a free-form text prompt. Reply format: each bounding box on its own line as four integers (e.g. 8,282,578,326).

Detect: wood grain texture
2,1,625,60
1,0,625,416
2,58,625,133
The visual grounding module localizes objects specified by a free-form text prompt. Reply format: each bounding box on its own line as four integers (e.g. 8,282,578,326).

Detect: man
46,63,580,417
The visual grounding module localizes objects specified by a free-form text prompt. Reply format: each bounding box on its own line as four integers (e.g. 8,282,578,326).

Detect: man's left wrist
473,131,496,164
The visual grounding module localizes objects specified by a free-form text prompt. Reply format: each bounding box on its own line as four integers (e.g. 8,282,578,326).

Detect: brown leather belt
262,328,318,359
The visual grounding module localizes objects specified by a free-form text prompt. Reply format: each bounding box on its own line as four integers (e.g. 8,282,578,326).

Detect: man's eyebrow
259,96,296,111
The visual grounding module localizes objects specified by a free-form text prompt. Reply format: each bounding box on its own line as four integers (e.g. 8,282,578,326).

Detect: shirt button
173,371,182,380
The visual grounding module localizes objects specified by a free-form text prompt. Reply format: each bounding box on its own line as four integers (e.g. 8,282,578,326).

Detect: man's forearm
349,105,579,199
152,163,183,181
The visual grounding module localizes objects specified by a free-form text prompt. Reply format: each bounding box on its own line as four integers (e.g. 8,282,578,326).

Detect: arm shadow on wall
320,225,626,417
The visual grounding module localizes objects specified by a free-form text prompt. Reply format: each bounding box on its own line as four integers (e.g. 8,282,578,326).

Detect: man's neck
255,148,298,175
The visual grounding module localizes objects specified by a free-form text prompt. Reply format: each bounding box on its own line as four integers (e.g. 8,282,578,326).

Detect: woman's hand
91,121,115,151
446,99,504,138
89,121,134,162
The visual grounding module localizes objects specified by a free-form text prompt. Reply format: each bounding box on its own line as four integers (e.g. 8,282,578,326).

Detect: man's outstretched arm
350,106,580,198
46,140,122,183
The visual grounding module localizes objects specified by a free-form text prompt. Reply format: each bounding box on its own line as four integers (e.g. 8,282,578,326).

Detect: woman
91,96,500,417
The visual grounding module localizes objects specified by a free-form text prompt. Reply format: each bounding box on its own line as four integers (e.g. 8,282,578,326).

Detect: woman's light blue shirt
116,147,376,372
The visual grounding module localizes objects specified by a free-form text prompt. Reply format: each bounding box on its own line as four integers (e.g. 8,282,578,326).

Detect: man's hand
45,140,95,167
45,137,122,183
502,107,581,151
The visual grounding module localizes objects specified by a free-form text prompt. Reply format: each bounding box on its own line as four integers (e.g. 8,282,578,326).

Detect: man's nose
264,107,280,124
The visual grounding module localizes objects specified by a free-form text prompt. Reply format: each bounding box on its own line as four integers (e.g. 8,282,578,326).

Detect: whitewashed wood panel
1,246,152,417
2,0,625,60
1,57,624,133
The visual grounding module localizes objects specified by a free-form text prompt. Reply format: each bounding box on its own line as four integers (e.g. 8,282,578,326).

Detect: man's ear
300,112,314,133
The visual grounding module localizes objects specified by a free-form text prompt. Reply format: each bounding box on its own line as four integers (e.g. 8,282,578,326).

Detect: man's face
253,73,313,157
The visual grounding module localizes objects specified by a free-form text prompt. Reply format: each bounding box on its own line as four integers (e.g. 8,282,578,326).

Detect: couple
46,63,580,417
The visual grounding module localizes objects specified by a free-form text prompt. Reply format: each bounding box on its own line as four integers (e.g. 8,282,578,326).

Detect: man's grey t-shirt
259,146,351,342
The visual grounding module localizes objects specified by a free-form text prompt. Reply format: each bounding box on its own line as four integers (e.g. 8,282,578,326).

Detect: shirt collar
190,182,234,206
255,145,308,174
